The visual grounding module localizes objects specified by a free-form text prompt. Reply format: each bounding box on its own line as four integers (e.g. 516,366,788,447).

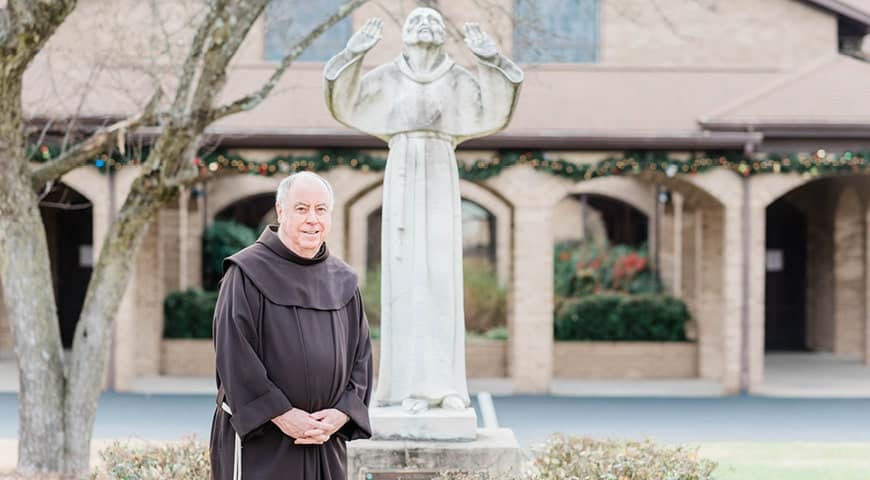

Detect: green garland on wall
31,143,870,181
195,148,870,181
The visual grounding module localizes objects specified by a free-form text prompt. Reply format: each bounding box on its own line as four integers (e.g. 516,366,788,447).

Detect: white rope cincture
221,402,242,480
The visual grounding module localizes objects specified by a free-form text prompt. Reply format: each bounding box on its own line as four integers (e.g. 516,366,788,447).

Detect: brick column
578,194,587,242
509,205,554,393
178,188,190,290
746,205,767,392
672,193,684,298
720,203,745,394
694,209,704,302
110,167,143,391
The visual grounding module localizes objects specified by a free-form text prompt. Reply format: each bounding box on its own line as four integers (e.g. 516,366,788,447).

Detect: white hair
276,171,334,210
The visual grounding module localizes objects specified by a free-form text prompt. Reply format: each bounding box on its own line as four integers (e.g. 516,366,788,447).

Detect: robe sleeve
333,289,373,441
323,49,391,140
455,53,524,142
214,264,292,438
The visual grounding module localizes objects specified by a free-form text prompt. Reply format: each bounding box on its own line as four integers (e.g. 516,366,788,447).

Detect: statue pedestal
348,428,523,480
371,406,477,441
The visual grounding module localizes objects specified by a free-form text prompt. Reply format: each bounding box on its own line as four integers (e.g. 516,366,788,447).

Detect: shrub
482,325,508,340
361,268,381,327
530,435,716,480
202,220,257,289
463,259,507,334
94,437,209,479
555,294,688,341
554,241,663,298
163,288,218,339
617,294,689,342
554,294,625,341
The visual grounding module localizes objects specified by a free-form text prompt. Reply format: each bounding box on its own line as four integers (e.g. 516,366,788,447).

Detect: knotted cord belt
221,402,242,480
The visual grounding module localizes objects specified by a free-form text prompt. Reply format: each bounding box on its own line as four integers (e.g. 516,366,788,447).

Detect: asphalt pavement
1,393,868,447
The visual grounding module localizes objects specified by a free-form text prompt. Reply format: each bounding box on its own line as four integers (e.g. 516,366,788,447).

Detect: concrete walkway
759,352,870,398
2,353,870,398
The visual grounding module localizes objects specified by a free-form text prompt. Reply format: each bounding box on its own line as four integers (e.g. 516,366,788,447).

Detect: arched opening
765,197,808,351
365,198,498,272
554,193,648,248
551,172,730,383
762,177,867,356
39,183,93,349
214,192,276,230
364,199,502,334
553,194,652,308
760,175,870,395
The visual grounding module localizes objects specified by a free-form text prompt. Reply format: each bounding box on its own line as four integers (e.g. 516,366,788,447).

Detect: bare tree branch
61,61,107,151
5,1,75,64
170,0,228,118
209,0,368,122
30,89,163,190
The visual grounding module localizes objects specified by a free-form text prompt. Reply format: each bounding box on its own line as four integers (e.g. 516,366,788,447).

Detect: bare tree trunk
0,72,66,474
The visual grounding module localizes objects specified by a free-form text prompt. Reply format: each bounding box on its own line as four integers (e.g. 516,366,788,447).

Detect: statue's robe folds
325,50,522,407
209,226,373,480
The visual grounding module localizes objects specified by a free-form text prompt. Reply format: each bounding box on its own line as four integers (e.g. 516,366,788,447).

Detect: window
514,0,599,63
264,0,352,62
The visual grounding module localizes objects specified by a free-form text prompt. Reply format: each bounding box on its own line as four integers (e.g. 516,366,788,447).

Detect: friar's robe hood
223,225,358,310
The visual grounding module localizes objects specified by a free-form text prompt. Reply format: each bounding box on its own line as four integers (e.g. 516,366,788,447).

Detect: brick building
1,0,869,394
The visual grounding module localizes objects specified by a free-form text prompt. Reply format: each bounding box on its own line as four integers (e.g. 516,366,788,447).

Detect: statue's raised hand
347,18,382,55
463,23,498,60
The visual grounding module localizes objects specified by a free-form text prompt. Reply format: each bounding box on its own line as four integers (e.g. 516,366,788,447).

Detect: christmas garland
31,143,870,181
195,148,870,181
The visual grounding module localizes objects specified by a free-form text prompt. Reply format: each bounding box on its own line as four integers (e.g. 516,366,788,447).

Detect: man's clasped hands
271,408,349,445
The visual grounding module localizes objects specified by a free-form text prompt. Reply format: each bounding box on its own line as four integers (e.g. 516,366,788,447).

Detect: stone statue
324,8,522,415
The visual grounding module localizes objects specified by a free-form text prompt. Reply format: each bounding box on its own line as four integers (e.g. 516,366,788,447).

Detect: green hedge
202,220,257,290
555,293,689,341
163,288,218,339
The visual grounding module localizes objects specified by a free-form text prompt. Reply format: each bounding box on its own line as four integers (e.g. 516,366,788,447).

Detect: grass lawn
699,443,870,480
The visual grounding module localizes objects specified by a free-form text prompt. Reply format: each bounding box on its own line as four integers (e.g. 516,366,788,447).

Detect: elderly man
209,172,373,479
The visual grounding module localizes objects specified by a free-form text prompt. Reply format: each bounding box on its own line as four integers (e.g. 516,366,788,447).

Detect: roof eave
701,120,870,139
803,0,870,28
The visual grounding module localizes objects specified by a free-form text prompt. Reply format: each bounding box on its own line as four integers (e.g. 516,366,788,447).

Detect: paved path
2,393,869,448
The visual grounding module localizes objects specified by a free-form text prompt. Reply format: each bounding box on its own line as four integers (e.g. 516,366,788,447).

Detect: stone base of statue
348,428,523,480
370,406,478,441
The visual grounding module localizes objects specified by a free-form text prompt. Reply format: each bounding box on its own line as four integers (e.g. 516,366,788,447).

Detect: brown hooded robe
209,226,373,479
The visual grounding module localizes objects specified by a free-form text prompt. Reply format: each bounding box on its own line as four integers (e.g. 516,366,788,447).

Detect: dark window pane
514,0,599,63
264,0,351,62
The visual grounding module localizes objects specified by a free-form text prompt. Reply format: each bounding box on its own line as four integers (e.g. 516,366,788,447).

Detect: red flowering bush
554,242,661,298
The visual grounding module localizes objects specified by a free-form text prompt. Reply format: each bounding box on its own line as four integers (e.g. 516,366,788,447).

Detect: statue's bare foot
441,394,466,410
401,398,429,414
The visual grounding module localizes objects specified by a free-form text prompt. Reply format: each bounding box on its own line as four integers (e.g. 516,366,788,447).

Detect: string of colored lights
30,144,870,181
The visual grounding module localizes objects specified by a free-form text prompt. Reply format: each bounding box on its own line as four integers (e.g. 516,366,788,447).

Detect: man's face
275,178,332,256
402,8,446,47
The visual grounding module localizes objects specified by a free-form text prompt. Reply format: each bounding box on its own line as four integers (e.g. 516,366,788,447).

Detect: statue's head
402,7,446,47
